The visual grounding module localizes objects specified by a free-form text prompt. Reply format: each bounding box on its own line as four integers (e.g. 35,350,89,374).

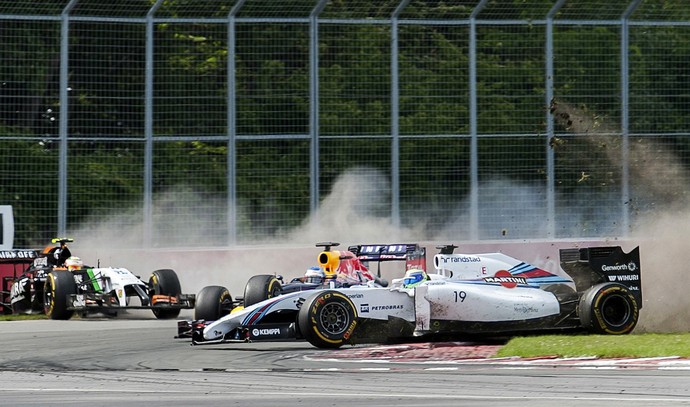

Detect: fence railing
1,0,689,248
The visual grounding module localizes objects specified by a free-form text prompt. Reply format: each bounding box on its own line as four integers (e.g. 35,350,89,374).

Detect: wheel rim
269,282,280,298
318,302,350,335
44,278,54,313
601,294,631,327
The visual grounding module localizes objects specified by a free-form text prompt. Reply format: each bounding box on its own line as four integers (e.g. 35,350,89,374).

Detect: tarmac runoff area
309,341,690,370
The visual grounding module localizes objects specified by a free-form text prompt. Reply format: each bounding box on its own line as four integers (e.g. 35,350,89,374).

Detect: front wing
67,292,196,312
177,320,299,344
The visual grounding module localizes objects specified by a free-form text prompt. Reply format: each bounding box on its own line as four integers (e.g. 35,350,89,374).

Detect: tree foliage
1,0,689,244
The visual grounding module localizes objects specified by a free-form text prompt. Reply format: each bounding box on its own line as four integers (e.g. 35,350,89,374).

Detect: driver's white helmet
402,268,428,288
65,256,83,271
304,266,325,284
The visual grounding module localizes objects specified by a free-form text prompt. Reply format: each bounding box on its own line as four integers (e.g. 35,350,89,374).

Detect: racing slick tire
194,285,233,321
149,269,182,319
43,269,77,320
298,290,358,349
578,282,639,335
243,275,282,307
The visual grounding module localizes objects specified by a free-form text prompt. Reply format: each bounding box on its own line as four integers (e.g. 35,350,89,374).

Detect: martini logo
484,270,526,288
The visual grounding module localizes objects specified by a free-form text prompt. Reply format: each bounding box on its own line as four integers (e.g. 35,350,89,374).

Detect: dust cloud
65,100,690,331
287,168,425,244
551,98,690,332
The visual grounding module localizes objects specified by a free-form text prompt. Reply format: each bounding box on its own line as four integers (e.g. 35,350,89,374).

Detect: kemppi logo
252,328,281,336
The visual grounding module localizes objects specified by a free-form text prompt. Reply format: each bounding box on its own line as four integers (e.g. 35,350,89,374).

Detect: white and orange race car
2,238,195,319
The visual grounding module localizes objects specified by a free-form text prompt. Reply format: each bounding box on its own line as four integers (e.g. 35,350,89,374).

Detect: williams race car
1,238,195,319
193,242,426,321
179,244,641,348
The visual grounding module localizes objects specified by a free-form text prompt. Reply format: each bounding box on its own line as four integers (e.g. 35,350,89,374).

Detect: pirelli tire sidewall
243,274,282,308
194,285,233,321
43,269,77,320
298,290,358,349
578,282,639,335
149,269,182,319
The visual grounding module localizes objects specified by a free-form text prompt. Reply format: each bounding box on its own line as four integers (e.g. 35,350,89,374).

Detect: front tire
149,269,182,319
243,275,282,307
195,285,233,321
43,270,77,320
578,282,639,335
298,290,358,349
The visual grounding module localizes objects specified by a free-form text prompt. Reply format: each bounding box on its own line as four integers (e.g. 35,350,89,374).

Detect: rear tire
195,285,233,321
243,275,282,307
579,282,639,335
298,290,357,349
149,269,182,319
43,270,76,320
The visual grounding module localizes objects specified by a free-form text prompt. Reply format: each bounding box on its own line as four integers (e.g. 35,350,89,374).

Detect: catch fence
1,0,689,248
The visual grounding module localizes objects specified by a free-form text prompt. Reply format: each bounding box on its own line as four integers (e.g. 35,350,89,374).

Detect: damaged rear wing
560,246,642,308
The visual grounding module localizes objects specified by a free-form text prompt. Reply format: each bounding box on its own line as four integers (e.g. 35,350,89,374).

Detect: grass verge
496,333,690,359
0,313,48,321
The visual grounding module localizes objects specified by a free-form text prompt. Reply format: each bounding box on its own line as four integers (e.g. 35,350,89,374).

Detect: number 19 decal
454,290,466,302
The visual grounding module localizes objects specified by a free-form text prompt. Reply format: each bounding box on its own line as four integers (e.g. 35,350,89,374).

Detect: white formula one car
3,238,195,319
179,244,641,348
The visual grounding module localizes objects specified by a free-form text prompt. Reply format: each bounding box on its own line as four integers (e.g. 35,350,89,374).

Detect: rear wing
0,249,41,313
560,246,641,308
347,243,426,271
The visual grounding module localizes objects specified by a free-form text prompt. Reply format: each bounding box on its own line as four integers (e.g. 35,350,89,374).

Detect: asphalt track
1,312,690,406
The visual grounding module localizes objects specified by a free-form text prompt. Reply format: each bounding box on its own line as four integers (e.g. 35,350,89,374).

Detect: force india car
179,244,641,348
193,242,426,321
1,238,195,319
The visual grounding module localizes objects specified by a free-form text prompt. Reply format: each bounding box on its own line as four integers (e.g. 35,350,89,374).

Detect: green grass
496,333,690,359
0,313,48,321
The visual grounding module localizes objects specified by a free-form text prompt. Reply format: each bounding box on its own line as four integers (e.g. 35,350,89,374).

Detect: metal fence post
620,0,642,237
309,0,328,215
469,0,489,240
545,0,566,238
57,0,79,236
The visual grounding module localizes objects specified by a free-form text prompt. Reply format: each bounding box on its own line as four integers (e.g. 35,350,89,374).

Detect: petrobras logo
252,328,281,337
601,262,638,272
362,304,404,312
